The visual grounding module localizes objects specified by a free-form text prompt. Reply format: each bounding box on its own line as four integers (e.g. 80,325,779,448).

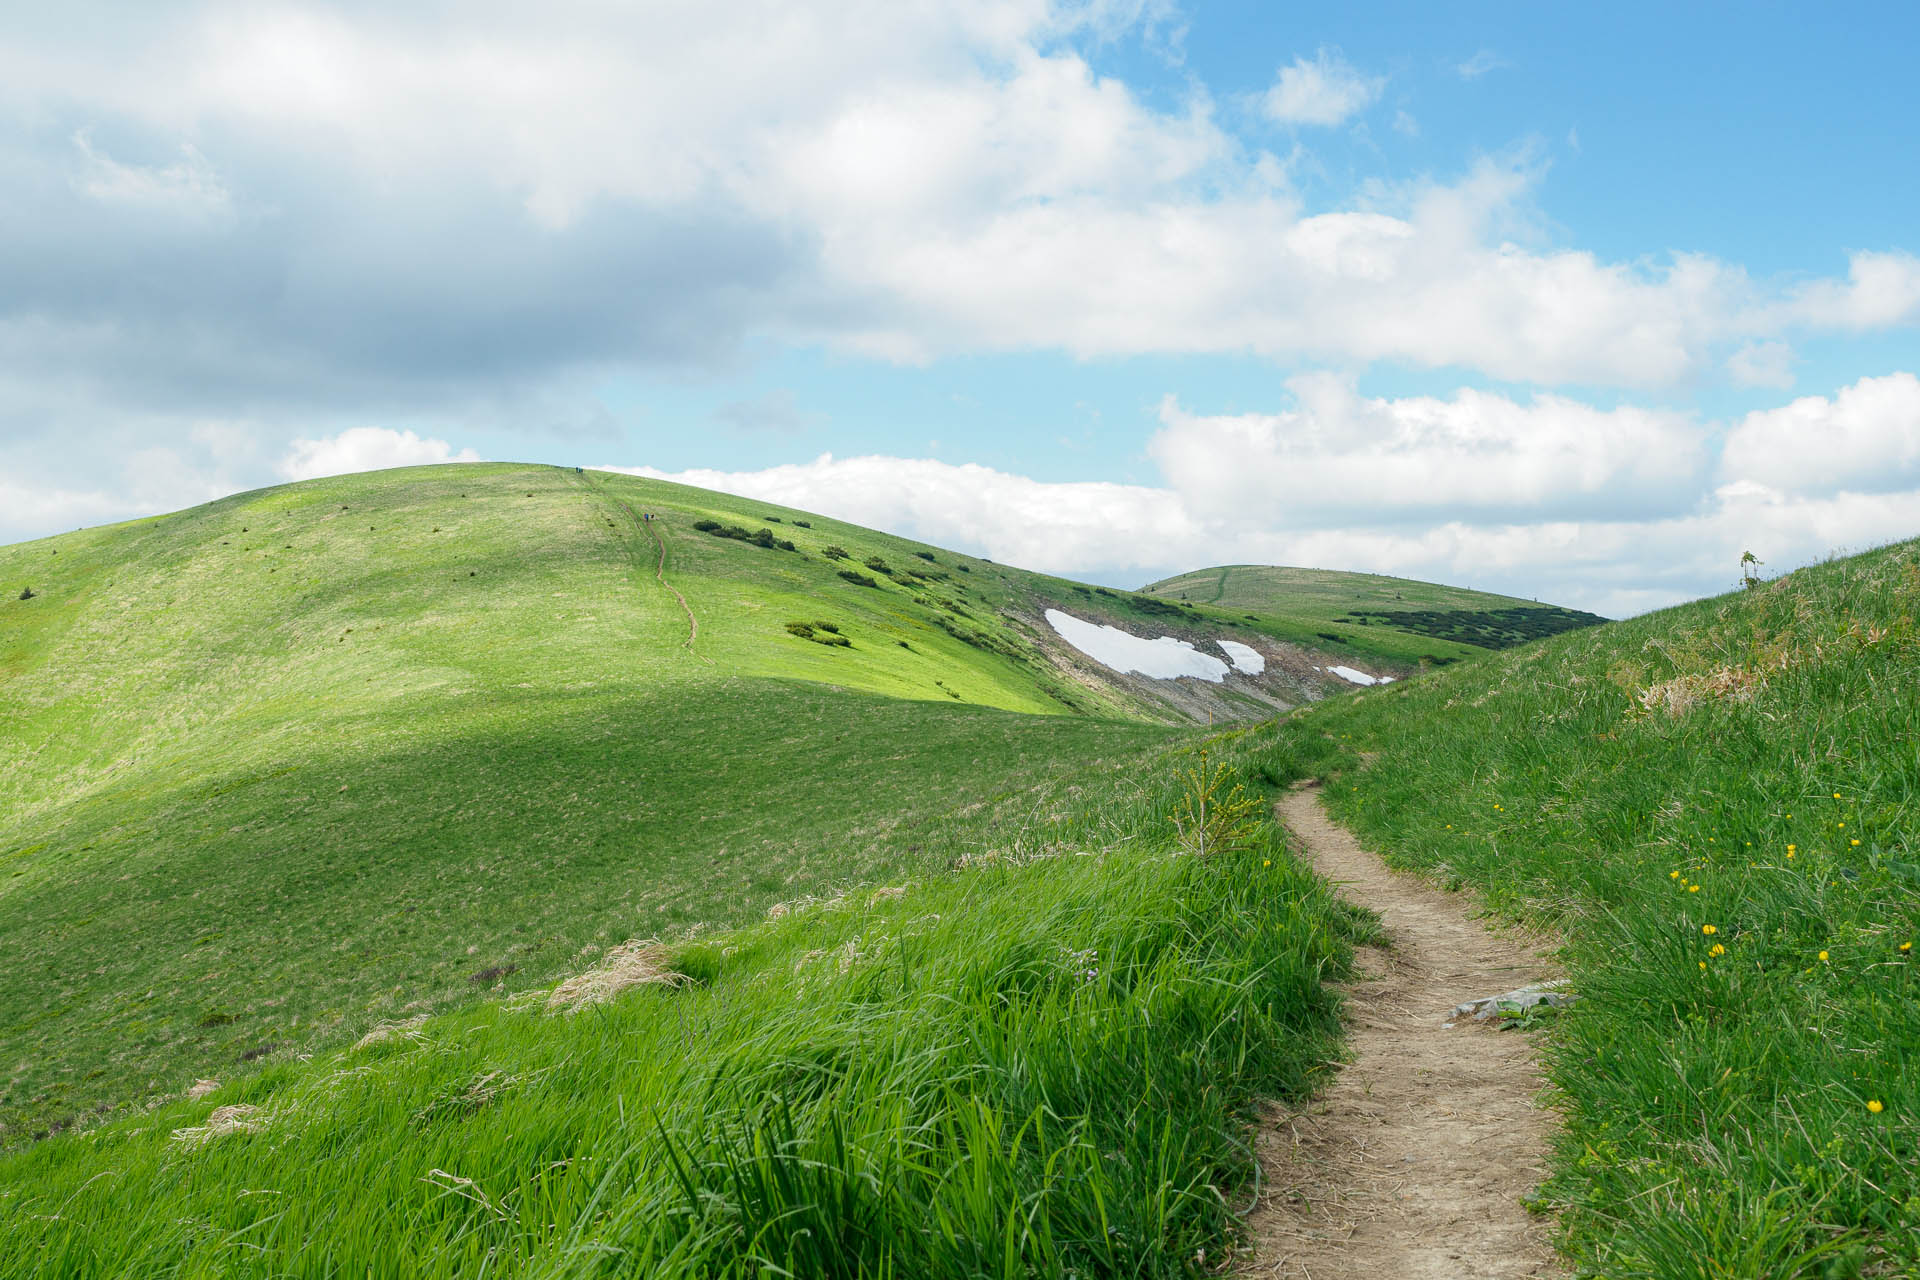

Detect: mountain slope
1252,538,1920,1275
0,462,1409,1139
1142,563,1606,657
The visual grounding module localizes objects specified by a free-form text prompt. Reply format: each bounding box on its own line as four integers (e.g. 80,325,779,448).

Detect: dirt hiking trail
1245,782,1566,1279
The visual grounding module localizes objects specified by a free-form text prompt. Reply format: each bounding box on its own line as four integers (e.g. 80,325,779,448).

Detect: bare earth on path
1244,783,1567,1279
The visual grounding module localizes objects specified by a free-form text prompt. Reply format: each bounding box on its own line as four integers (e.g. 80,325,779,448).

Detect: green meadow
0,720,1372,1278
9,459,1914,1277
1253,539,1920,1276
1144,562,1607,659
0,463,1194,1142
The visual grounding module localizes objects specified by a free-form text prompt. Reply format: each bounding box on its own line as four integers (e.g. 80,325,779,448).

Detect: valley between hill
2,464,1912,1278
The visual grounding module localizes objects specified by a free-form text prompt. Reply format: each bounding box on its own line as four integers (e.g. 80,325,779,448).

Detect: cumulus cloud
1727,340,1796,389
0,0,1909,422
1149,375,1708,524
1720,371,1920,495
1781,251,1920,330
611,373,1920,617
601,454,1199,575
278,427,480,481
1262,49,1383,127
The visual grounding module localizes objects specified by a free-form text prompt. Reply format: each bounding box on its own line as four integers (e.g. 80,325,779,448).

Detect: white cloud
600,454,1199,575
278,428,480,481
611,373,1920,617
1727,340,1796,389
1148,375,1708,524
1262,48,1383,127
1720,371,1920,495
70,129,231,218
1457,50,1506,79
1782,251,1920,330
0,3,1912,399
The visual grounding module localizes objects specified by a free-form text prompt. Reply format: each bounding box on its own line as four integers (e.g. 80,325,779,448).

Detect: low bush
792,520,811,528
695,523,797,552
786,621,851,648
913,551,937,562
822,545,849,560
864,556,890,573
837,570,879,588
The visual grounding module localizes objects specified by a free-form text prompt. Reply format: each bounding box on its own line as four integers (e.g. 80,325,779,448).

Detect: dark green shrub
913,551,936,562
864,556,890,572
822,545,849,560
763,515,782,523
955,563,970,573
692,519,722,532
793,520,811,528
838,570,879,588
16,587,33,601
786,620,849,647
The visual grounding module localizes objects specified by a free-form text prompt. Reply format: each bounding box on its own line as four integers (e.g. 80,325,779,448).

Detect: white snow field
1216,639,1266,674
1044,609,1231,682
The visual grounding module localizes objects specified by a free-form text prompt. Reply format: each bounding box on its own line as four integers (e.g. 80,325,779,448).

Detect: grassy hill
1251,539,1920,1276
1142,563,1606,657
0,462,1394,1146
0,463,1376,1273
2,463,1206,1142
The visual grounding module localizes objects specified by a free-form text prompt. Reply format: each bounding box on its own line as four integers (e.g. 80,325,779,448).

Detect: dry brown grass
1635,666,1765,717
170,1103,264,1147
545,939,690,1013
353,1014,430,1051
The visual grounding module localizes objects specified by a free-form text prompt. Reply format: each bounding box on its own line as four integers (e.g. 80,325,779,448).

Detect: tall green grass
0,735,1373,1278
1255,540,1920,1278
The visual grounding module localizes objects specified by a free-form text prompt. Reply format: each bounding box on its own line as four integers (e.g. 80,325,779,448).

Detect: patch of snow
1045,609,1230,682
1327,665,1386,686
1217,639,1265,675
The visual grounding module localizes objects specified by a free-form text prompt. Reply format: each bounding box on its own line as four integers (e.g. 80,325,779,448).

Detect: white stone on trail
1217,639,1265,674
1043,609,1230,682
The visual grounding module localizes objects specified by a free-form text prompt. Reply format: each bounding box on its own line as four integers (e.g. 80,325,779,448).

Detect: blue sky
3,2,1917,614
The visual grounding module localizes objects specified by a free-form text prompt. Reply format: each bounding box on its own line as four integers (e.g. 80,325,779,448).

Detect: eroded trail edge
1246,783,1566,1279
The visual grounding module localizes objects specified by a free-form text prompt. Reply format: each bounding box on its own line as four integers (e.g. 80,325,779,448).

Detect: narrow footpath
1245,783,1566,1279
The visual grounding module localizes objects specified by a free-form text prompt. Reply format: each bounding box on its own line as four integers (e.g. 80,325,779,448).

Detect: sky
4,1,1918,616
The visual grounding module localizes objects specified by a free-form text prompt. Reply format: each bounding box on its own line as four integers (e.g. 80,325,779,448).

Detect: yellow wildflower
1689,884,1701,893
1698,961,1707,971
1670,870,1681,880
1709,944,1725,957
1819,950,1830,962
1851,839,1860,847
1868,1100,1884,1114
1901,942,1912,954
1702,924,1717,935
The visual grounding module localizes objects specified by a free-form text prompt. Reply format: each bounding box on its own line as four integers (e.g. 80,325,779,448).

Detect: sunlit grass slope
1253,539,1920,1277
1142,563,1605,661
0,463,1189,1142
0,729,1374,1279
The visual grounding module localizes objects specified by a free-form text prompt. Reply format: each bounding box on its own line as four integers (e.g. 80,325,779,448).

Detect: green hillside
2,462,1227,1143
1142,563,1606,657
0,461,1421,1277
1252,539,1920,1275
